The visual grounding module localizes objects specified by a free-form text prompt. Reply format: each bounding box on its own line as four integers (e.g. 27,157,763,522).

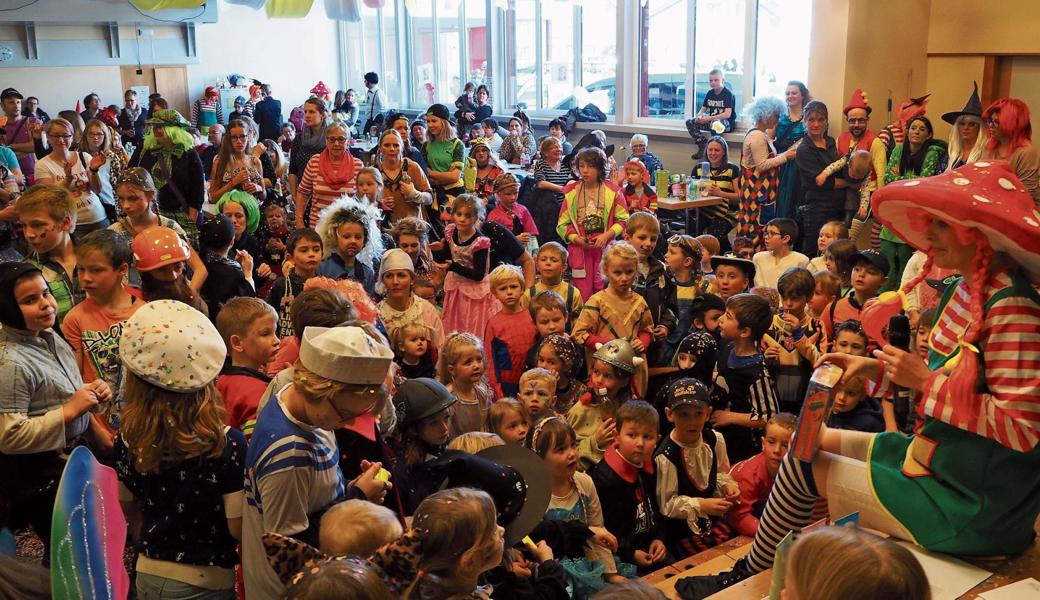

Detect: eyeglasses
987,117,1000,127
228,134,248,141
846,118,868,125
763,230,781,238
47,133,72,140
327,136,348,144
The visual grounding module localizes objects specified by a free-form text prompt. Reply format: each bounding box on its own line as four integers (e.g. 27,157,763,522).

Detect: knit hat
145,109,190,129
871,160,1040,281
375,248,414,295
215,189,261,235
591,338,644,375
665,377,711,410
494,172,519,194
119,300,226,393
0,261,43,330
942,81,983,125
393,377,457,430
843,88,871,115
425,103,451,121
469,137,499,167
299,325,394,385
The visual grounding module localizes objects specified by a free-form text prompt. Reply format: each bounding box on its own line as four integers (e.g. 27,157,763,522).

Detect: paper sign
977,578,1040,600
897,542,992,600
768,531,793,600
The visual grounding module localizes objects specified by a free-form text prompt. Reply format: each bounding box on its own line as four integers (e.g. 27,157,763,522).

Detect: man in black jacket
254,84,283,142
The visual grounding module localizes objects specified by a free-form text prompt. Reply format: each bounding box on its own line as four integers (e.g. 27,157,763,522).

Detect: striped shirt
296,153,364,228
534,160,572,204
922,271,1040,452
242,384,344,600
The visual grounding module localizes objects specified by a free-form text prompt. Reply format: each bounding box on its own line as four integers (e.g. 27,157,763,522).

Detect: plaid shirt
29,253,83,328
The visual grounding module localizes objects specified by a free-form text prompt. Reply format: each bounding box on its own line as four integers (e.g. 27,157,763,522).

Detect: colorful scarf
318,148,357,191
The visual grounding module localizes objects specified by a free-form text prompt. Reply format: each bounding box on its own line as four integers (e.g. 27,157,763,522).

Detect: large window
363,0,808,129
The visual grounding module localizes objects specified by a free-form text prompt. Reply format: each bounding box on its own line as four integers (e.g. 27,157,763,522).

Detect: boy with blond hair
518,367,558,422
521,241,583,316
484,264,537,396
216,297,280,438
15,184,84,326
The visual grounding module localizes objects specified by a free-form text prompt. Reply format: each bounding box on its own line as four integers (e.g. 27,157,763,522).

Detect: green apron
868,271,1040,556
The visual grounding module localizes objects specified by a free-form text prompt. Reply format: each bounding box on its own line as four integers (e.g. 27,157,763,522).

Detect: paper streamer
325,0,361,21
226,0,267,8
130,0,205,10
50,446,129,600
266,0,315,18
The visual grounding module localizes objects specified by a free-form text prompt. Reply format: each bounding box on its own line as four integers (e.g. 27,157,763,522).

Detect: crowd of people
0,70,1038,600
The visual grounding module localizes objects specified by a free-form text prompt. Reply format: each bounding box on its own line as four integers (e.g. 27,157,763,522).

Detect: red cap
843,88,871,115
132,226,190,272
872,161,1040,281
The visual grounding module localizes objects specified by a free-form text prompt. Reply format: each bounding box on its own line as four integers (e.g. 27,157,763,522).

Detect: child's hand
593,231,614,249
511,557,533,578
605,573,628,584
815,173,827,187
594,418,616,450
257,262,273,279
633,550,655,567
630,338,646,353
432,260,451,273
589,526,618,552
573,236,590,248
782,312,800,329
235,250,254,275
722,482,740,502
649,539,667,563
517,233,530,244
710,409,740,428
531,540,553,563
353,461,392,504
764,345,781,362
86,379,112,404
699,497,733,517
64,387,98,422
652,324,669,340
381,195,396,210
857,205,868,219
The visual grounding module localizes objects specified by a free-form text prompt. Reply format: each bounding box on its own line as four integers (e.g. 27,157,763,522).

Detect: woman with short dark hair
796,100,848,255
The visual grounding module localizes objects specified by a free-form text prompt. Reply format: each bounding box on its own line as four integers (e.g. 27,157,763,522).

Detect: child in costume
567,338,644,471
486,172,538,253
388,377,457,515
681,161,1040,597
535,333,587,415
721,413,795,538
316,195,385,299
114,300,244,599
572,241,654,397
433,193,497,337
556,147,630,300
621,159,658,213
438,331,495,436
376,248,445,350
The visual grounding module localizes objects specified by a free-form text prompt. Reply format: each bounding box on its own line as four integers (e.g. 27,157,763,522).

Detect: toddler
258,203,292,293
822,238,857,294
484,264,538,397
439,331,495,436
319,499,403,557
391,322,436,380
485,398,530,444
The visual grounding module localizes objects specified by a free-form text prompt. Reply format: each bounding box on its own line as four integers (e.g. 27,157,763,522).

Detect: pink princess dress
440,223,499,336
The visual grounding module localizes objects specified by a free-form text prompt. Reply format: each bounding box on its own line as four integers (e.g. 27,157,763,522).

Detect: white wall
0,1,342,116
187,2,342,112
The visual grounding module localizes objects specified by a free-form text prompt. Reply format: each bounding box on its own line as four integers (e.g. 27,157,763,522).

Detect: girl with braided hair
681,161,1040,598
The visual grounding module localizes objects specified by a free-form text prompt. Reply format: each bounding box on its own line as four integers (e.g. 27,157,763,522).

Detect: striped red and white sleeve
920,291,1040,452
297,155,319,199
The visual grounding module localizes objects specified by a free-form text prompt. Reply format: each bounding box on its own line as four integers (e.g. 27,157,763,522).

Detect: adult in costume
982,97,1040,205
190,86,223,134
838,88,888,245
773,81,810,221
877,93,930,152
681,161,1040,598
736,96,795,250
943,82,989,171
131,109,205,247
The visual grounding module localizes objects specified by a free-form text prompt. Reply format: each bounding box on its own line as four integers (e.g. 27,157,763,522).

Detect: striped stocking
744,452,820,572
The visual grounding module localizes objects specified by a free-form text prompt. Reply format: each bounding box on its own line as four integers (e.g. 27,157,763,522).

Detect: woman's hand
63,387,98,422
815,352,881,383
873,344,933,392
399,178,416,199
235,250,254,275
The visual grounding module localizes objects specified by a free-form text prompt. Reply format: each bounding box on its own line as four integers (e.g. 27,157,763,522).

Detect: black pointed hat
942,81,983,124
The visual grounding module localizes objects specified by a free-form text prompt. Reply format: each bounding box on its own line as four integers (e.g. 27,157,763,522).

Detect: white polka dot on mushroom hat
998,178,1017,190
953,178,971,186
973,195,992,204
903,180,920,186
1026,217,1039,228
975,161,991,168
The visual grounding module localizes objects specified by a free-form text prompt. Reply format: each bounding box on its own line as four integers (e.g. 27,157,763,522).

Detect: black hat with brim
562,132,615,170
710,253,756,282
942,82,983,125
432,445,551,547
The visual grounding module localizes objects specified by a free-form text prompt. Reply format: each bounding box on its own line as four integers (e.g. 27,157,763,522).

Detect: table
657,195,725,235
503,163,534,180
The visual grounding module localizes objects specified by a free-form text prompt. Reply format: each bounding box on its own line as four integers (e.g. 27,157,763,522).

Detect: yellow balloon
265,0,315,18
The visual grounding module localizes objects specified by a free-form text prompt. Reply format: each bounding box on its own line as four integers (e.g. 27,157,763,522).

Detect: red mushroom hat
310,81,331,99
871,160,1040,281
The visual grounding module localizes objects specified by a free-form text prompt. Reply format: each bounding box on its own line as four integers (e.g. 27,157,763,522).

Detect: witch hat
942,81,983,124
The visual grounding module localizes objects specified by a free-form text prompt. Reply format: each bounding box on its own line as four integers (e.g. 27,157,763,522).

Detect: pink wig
984,98,1032,157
